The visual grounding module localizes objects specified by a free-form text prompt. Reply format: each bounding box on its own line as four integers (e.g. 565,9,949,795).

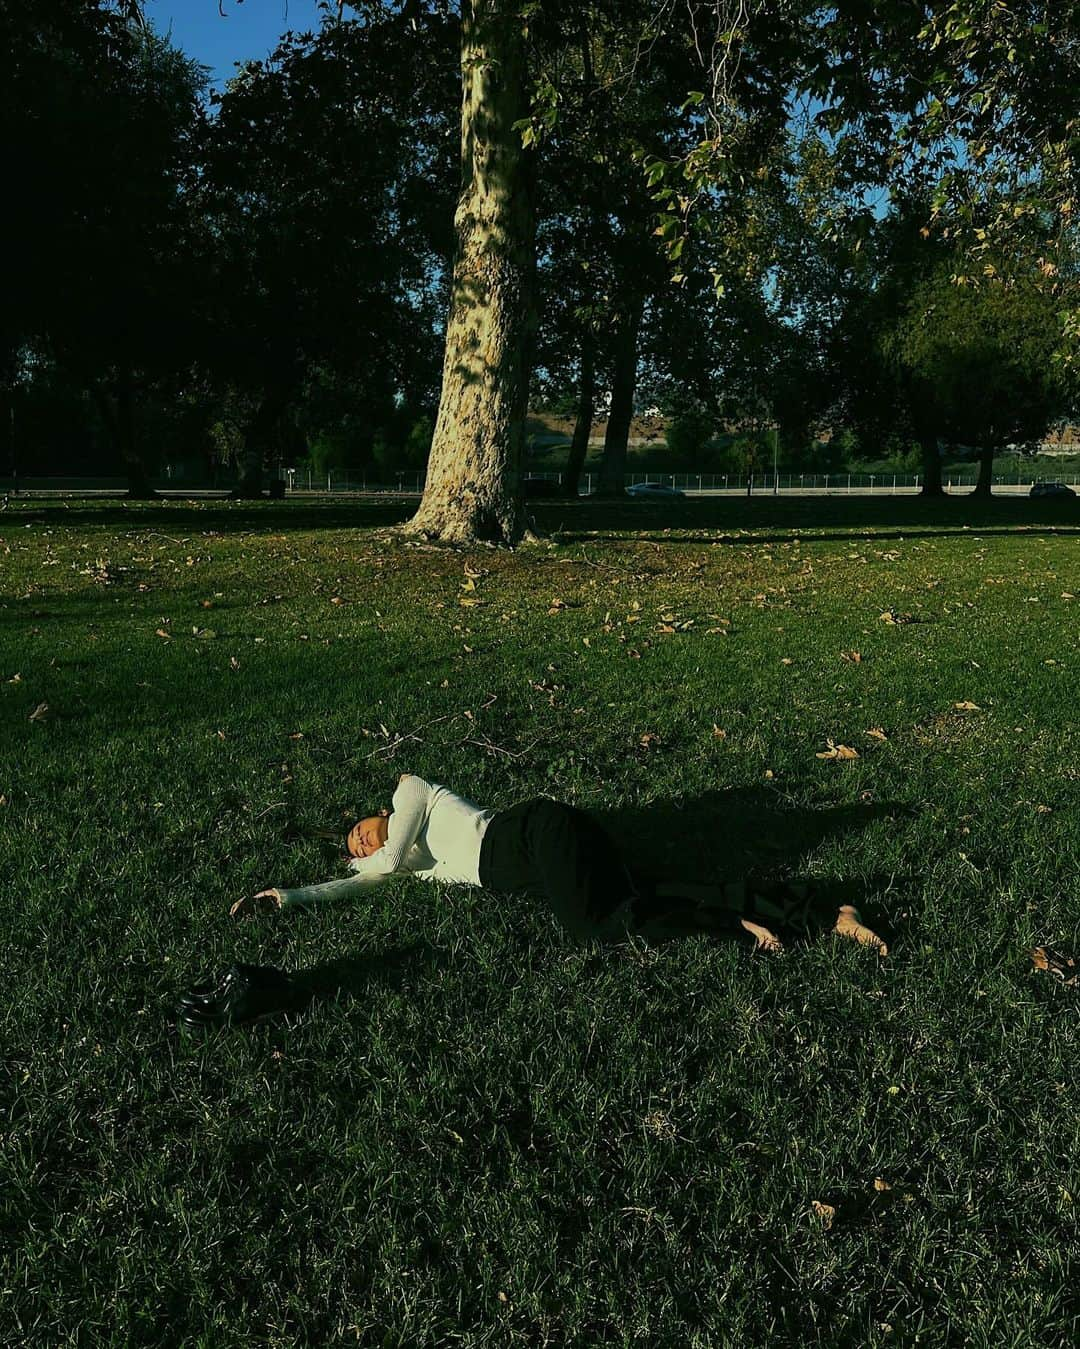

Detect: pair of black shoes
177,963,309,1036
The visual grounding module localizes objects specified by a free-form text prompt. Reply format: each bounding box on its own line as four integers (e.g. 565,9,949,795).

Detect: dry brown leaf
29,702,49,722
864,727,888,741
712,725,727,739
953,701,981,712
8,672,22,683
816,739,860,761
459,596,484,607
155,629,171,640
841,650,862,663
639,731,662,749
873,1178,892,1192
657,623,676,634
460,577,477,592
780,657,793,665
1031,946,1078,985
811,1200,835,1229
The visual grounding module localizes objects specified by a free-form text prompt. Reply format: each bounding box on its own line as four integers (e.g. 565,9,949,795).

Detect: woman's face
347,810,390,859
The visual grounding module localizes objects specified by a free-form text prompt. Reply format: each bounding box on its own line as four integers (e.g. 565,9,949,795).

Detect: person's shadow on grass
594,787,916,951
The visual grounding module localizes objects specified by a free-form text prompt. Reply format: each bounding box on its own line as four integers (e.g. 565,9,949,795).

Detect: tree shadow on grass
540,492,1078,541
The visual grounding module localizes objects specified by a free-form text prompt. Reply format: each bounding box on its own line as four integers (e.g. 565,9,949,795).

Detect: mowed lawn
2,495,1078,1347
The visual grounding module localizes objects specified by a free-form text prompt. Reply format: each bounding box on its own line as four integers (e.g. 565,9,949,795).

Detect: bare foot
740,917,784,953
834,904,888,956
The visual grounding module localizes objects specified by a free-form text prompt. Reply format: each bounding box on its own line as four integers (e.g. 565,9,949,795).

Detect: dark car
625,481,685,499
1030,480,1076,498
524,477,563,498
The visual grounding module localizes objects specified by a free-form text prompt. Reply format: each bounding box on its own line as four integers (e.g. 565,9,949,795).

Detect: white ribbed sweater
275,774,493,909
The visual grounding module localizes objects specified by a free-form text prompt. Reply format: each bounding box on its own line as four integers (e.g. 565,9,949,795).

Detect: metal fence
5,467,1078,497
290,467,1080,495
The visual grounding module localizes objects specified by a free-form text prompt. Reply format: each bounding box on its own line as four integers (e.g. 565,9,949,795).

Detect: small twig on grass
253,801,286,822
363,693,499,761
459,734,539,761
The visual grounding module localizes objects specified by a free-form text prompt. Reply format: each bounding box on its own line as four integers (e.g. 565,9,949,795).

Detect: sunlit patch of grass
1,496,1077,1344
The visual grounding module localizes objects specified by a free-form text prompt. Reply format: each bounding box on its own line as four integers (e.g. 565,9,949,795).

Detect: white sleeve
350,773,431,874
275,775,432,910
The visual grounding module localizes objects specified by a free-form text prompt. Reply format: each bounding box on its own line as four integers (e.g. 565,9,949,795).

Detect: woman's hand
229,889,283,918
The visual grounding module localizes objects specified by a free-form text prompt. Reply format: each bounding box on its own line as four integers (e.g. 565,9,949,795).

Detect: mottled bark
595,294,644,497
563,339,594,498
917,429,944,497
404,0,536,545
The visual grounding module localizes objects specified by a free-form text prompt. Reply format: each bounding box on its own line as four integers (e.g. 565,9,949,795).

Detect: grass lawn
2,494,1078,1347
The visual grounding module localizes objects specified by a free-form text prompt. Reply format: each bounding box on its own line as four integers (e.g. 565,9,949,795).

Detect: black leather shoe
176,963,307,1035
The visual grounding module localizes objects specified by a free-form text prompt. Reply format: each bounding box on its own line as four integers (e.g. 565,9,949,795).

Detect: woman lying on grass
178,775,887,1034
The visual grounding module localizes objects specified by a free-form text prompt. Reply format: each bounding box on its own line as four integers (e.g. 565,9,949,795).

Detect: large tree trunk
917,429,945,497
595,294,644,497
404,0,536,545
93,379,156,499
233,395,278,498
972,445,995,497
562,337,594,498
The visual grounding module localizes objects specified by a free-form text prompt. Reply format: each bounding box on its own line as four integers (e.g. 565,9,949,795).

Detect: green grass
2,495,1078,1347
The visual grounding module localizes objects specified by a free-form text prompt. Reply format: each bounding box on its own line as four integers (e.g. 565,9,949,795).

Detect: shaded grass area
1,497,1078,1346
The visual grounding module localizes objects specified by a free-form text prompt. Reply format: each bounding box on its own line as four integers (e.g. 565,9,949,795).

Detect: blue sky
149,0,332,89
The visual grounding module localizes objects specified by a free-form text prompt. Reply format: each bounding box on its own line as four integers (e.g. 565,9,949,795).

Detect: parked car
524,477,563,498
1030,480,1076,498
625,481,685,499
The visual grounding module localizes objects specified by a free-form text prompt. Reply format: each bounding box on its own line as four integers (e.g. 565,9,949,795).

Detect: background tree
192,10,457,496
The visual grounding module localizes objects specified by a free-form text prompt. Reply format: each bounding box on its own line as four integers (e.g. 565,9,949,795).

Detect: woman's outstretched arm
231,775,434,915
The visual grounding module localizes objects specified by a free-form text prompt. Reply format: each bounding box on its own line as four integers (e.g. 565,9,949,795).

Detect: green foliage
663,408,715,466
885,266,1071,451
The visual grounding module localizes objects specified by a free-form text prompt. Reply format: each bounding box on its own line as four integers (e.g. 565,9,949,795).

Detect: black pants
478,797,753,944
478,798,642,940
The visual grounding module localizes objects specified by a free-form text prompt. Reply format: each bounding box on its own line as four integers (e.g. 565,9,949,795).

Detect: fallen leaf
712,725,726,739
460,577,477,592
816,739,859,761
953,701,980,712
780,657,793,665
155,629,170,640
229,656,240,671
288,732,304,740
811,1201,835,1230
864,727,888,741
29,702,49,722
459,596,484,608
201,599,213,609
1035,804,1052,814
639,731,662,749
330,596,344,605
840,650,862,663
1031,946,1078,985
873,1177,892,1192
7,672,21,683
